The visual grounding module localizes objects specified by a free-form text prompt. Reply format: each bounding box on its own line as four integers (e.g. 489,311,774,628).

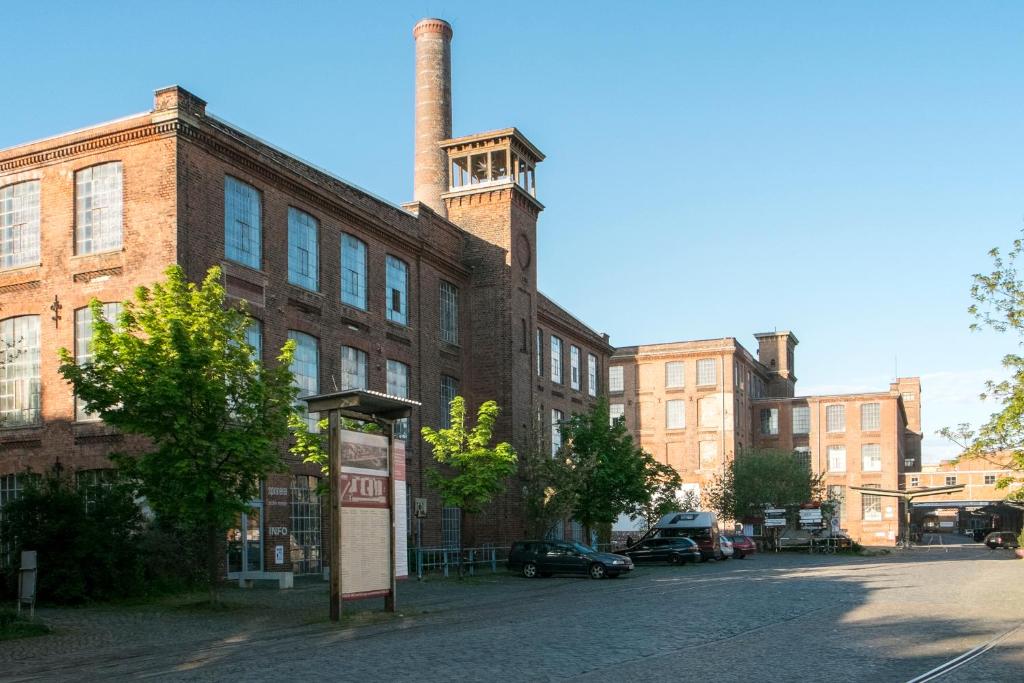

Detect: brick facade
0,21,611,574
611,333,922,546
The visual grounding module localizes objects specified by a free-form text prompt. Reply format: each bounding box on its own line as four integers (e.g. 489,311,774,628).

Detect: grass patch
0,610,51,642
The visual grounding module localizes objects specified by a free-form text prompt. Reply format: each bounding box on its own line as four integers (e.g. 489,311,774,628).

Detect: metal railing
411,545,509,579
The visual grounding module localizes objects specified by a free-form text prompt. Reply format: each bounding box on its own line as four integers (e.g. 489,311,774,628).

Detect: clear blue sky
5,1,1023,462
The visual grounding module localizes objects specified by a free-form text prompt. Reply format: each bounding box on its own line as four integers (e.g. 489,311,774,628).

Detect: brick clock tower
412,19,545,456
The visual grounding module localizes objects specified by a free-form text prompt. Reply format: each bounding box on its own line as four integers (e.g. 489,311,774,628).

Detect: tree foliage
703,448,823,522
421,397,518,549
0,470,144,604
57,265,297,599
939,234,1024,499
560,399,677,542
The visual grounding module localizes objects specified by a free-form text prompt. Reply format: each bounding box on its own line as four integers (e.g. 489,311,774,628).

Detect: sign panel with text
338,430,391,600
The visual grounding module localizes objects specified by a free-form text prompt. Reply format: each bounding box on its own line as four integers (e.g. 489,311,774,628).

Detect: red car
727,535,757,559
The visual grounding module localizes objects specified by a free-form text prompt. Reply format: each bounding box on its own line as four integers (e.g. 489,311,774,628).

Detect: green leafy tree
704,448,823,524
678,488,701,513
939,233,1024,499
421,397,518,565
628,455,683,533
58,265,297,602
560,399,664,544
521,414,577,539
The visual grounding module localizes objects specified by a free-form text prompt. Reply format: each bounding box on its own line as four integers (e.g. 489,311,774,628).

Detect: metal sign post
305,389,420,623
18,550,37,619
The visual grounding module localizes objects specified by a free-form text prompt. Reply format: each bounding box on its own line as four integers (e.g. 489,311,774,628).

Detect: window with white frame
551,408,564,457
860,402,880,431
609,403,625,425
224,176,260,269
387,360,410,439
985,474,997,485
74,303,122,421
288,331,319,432
0,181,40,270
570,346,581,390
440,375,459,428
666,400,685,429
696,358,716,386
0,315,41,427
666,361,684,389
901,392,915,402
827,445,846,472
825,404,845,432
792,405,810,434
861,444,882,472
760,408,779,435
536,329,543,377
587,353,598,397
945,475,957,486
861,485,882,521
340,234,367,309
0,472,23,565
550,336,563,383
608,366,624,393
76,163,123,255
794,447,811,471
287,208,318,291
439,281,459,344
385,256,408,325
340,346,367,391
910,476,919,487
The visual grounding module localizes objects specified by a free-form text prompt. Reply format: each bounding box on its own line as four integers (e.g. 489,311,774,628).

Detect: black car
984,531,1020,550
507,540,634,579
620,537,701,565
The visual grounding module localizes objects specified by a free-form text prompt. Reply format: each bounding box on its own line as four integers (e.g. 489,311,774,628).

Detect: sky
4,1,1023,463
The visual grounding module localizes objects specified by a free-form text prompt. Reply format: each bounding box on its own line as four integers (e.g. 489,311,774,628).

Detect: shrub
0,471,144,604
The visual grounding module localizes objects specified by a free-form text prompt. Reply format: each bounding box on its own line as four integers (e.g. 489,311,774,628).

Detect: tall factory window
76,163,123,255
224,175,260,268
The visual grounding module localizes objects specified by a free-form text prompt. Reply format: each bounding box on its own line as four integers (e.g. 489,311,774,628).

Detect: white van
647,511,724,561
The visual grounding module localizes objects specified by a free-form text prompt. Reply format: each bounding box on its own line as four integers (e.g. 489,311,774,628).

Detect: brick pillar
412,18,453,217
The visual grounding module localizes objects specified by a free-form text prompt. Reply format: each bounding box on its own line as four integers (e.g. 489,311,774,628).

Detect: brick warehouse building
0,18,611,578
610,333,923,546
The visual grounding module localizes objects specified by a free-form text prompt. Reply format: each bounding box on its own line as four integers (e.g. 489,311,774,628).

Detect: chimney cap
153,85,206,117
413,17,453,40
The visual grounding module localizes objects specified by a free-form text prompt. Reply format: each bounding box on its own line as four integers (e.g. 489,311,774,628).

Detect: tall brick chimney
412,18,453,217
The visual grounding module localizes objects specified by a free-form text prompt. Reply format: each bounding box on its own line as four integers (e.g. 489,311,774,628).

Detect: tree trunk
205,494,220,605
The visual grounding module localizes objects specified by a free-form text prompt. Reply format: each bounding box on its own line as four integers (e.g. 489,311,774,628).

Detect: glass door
226,503,263,575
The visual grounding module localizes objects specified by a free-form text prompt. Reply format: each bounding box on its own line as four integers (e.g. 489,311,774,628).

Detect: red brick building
611,333,922,546
0,19,610,577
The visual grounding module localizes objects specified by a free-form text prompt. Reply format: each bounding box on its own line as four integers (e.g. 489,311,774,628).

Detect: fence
410,546,508,579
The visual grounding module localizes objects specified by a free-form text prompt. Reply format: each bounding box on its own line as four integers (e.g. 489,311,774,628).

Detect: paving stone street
2,538,1022,682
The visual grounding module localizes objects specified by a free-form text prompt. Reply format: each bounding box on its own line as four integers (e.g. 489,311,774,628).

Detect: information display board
338,430,391,599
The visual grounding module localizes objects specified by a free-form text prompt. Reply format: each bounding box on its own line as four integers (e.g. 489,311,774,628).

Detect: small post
329,410,342,622
491,548,497,573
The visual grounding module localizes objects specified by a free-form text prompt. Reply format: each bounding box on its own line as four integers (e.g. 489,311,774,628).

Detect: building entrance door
226,504,263,575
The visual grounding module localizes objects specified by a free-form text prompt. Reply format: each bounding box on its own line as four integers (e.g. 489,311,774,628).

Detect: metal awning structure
848,484,965,547
304,389,421,423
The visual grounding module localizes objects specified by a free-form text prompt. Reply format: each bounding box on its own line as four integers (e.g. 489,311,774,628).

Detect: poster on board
338,429,392,598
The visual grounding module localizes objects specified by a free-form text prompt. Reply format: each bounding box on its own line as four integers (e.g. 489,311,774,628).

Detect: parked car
507,540,634,579
984,531,1021,550
973,528,992,543
727,534,757,559
621,537,702,565
649,511,723,561
718,536,734,559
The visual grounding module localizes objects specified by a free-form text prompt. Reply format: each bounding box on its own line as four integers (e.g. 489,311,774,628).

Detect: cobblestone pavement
2,540,1021,681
